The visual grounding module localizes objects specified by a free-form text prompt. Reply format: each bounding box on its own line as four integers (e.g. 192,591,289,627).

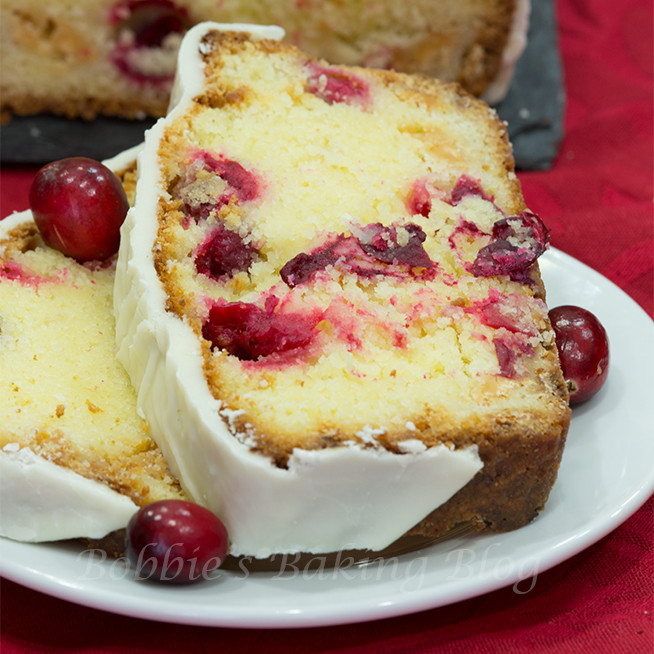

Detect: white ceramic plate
1,248,653,629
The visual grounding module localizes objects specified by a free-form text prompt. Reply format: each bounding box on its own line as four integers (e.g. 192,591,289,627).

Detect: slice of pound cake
0,153,186,544
0,0,527,121
115,23,570,558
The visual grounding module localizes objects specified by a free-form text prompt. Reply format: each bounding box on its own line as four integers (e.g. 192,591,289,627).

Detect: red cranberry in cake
475,290,540,337
494,339,518,378
280,238,346,288
195,225,258,282
492,211,548,249
0,261,28,282
0,260,67,286
201,154,259,204
281,223,435,287
549,305,609,404
447,175,494,206
357,223,433,269
471,211,549,281
407,175,493,219
493,337,534,379
29,157,129,262
125,499,228,584
448,218,487,250
110,0,191,85
177,151,260,222
466,291,541,378
406,179,434,218
305,63,371,107
202,297,322,361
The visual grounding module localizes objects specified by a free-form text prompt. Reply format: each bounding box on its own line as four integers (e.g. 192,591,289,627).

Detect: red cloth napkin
1,0,652,651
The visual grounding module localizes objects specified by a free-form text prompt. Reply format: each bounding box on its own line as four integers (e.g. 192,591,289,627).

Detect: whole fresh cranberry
29,157,129,262
125,500,229,584
549,305,609,404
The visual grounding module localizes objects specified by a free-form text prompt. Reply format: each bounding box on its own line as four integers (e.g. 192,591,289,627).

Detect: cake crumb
220,407,246,432
356,425,386,445
397,439,427,454
86,400,101,413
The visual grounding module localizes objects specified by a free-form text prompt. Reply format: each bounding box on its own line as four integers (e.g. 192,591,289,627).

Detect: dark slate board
0,115,157,165
0,1,563,170
495,0,565,170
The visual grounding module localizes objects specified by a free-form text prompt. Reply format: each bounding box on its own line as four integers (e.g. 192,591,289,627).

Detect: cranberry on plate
549,305,610,404
125,500,229,583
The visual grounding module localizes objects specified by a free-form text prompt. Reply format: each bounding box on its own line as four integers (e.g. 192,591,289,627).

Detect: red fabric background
1,0,652,651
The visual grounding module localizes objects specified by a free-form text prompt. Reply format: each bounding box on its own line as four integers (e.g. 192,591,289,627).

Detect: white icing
0,447,138,542
396,439,427,454
114,22,483,558
483,0,531,105
103,143,143,171
0,209,32,236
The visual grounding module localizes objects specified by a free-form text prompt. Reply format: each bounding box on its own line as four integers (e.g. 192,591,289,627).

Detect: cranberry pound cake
0,0,528,121
0,152,186,544
114,23,570,558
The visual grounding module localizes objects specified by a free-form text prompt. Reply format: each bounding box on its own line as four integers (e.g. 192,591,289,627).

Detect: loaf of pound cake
0,151,186,544
115,22,570,558
0,0,528,121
